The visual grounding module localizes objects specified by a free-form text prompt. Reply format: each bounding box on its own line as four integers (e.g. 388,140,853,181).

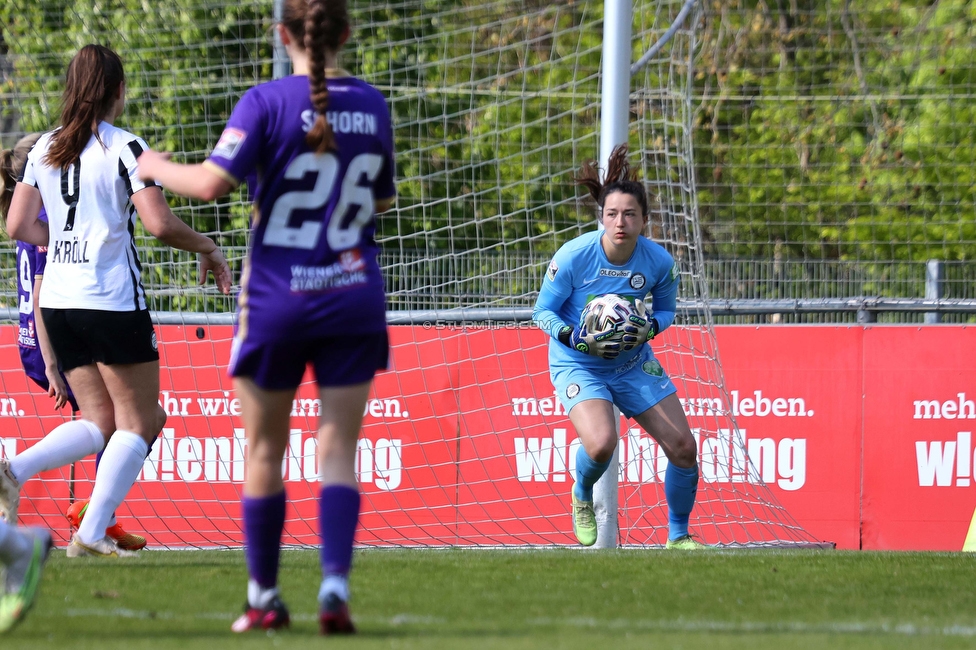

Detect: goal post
591,0,632,550
0,0,829,549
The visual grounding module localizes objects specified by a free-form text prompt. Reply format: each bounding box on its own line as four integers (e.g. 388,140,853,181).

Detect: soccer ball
582,294,636,337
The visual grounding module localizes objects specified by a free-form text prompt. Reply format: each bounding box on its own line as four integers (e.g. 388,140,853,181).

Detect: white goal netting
0,0,826,548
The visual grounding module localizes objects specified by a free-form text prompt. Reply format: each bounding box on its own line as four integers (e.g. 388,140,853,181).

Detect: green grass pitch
4,548,975,649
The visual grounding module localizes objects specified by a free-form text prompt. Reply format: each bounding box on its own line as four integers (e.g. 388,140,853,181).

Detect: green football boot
571,484,597,547
665,534,709,550
0,527,52,634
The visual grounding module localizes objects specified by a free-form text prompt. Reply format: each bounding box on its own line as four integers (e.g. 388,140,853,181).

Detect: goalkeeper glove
620,299,659,351
557,309,622,359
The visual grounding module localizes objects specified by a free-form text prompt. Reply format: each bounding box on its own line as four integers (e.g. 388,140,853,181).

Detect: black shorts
41,308,159,372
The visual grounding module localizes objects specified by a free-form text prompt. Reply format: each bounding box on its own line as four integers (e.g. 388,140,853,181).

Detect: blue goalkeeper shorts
550,345,677,418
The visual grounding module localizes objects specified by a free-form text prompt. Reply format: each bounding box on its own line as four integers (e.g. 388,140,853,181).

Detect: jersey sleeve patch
670,262,679,281
212,128,247,160
547,259,559,281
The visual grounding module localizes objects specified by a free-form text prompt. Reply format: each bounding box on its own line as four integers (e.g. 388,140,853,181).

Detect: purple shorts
228,329,389,391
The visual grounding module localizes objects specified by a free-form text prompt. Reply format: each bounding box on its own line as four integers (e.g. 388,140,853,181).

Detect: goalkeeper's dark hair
281,0,348,154
574,143,649,217
0,133,42,227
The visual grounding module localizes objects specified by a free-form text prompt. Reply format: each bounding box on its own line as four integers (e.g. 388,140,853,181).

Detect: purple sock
319,485,360,576
243,491,286,589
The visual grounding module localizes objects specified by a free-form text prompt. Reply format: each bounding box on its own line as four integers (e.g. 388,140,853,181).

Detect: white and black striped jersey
21,122,159,311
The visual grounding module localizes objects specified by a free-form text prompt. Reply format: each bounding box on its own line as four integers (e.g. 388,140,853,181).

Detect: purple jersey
204,73,396,342
17,209,49,382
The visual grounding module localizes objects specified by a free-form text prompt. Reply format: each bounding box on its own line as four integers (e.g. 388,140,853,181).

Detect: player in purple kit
2,134,77,414
137,0,395,635
16,212,78,414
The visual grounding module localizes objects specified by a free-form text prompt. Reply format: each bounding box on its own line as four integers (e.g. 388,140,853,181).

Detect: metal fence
2,2,974,325
3,244,975,324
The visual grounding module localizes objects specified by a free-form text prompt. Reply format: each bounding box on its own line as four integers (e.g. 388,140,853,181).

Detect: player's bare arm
137,149,234,201
5,183,46,246
131,186,232,294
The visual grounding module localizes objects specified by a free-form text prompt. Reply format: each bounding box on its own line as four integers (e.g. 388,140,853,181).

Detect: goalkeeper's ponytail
573,144,650,219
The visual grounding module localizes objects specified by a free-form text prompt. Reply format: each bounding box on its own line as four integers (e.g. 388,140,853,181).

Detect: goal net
0,0,825,548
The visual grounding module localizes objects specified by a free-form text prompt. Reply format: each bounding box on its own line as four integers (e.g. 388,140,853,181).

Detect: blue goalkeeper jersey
533,230,679,370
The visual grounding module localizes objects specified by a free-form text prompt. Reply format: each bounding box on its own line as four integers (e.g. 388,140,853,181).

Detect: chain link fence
1,1,974,324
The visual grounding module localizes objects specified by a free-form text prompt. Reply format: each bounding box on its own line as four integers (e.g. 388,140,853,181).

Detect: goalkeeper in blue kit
533,144,705,549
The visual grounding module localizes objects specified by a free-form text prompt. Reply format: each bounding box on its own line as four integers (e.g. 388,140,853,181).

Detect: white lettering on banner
514,429,576,483
364,399,408,419
916,432,972,487
512,390,814,418
160,391,194,417
913,393,976,420
157,391,409,419
140,428,402,490
728,391,811,418
293,398,321,417
679,391,812,418
355,438,403,490
513,427,806,490
510,391,569,417
196,392,243,417
0,398,24,417
0,438,18,459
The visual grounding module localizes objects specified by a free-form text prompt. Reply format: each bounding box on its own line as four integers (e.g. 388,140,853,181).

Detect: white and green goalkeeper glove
620,298,659,351
558,309,622,359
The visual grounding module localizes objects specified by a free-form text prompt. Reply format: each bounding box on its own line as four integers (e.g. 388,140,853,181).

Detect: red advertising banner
1,323,972,550
452,325,863,548
861,326,976,551
455,326,576,546
701,326,863,549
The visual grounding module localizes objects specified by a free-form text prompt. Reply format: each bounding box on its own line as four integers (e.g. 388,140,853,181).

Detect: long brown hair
281,0,349,154
0,133,42,226
574,144,649,217
45,44,125,170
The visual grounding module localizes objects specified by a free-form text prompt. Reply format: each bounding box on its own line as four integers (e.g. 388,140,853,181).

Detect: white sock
9,420,105,484
247,579,279,609
0,519,29,564
318,574,350,603
76,431,148,545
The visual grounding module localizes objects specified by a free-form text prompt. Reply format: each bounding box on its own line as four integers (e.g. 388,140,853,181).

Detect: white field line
59,609,976,636
63,609,444,625
528,617,976,636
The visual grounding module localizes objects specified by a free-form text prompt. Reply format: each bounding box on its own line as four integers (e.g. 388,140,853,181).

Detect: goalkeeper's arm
636,261,679,341
618,264,679,349
533,297,619,359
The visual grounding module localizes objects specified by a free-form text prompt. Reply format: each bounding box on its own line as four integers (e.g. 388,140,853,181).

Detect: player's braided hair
0,133,42,226
282,0,348,154
574,144,649,218
46,45,125,170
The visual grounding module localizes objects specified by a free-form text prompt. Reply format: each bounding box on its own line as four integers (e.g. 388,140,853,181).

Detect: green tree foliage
1,0,272,310
695,0,976,266
3,0,974,307
352,0,604,256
